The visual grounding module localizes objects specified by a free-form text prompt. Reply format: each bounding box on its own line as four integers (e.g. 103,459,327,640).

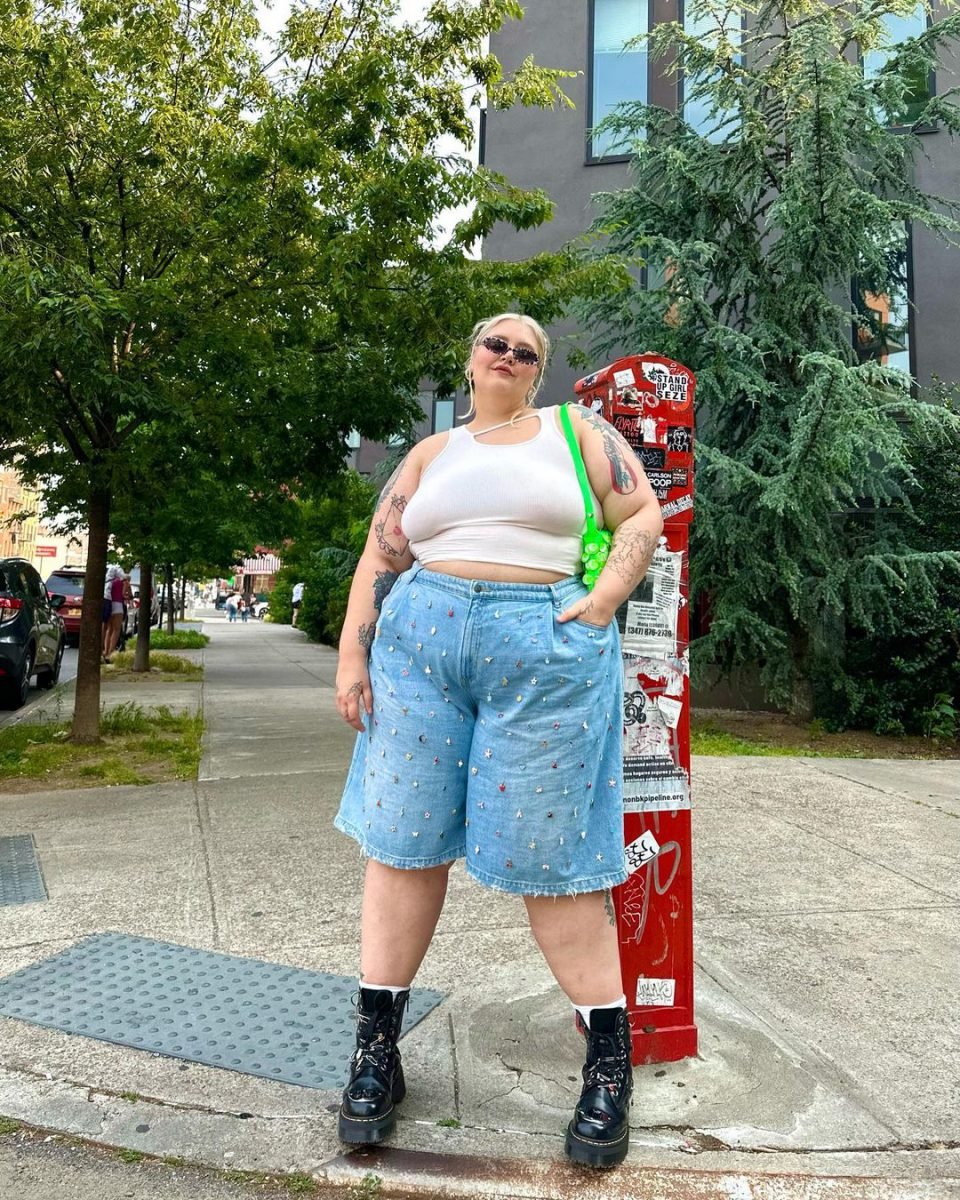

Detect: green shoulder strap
558,404,598,530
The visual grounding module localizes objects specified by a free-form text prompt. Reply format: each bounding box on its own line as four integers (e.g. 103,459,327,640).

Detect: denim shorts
335,563,626,896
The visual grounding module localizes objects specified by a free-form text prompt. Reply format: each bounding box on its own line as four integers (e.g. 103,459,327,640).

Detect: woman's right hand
336,658,373,732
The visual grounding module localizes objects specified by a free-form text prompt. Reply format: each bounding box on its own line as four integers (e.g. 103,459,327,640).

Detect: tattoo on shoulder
373,569,399,612
377,461,405,506
580,410,639,496
374,492,408,558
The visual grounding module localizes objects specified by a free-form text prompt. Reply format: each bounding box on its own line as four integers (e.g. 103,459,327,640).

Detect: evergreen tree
573,0,960,715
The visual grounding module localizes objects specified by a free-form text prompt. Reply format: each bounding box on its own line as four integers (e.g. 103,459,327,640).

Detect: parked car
252,599,270,620
126,566,160,633
44,566,87,647
0,558,66,709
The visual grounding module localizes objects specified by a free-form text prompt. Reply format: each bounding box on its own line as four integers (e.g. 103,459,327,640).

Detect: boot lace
583,1031,629,1094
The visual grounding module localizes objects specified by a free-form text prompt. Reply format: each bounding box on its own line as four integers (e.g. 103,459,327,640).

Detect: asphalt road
0,645,79,730
0,1127,321,1200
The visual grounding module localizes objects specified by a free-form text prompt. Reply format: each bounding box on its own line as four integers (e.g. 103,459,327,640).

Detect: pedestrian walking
225,593,238,622
239,597,249,623
291,581,305,626
333,313,663,1166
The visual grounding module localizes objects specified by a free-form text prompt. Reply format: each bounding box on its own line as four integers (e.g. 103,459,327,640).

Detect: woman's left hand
556,595,614,628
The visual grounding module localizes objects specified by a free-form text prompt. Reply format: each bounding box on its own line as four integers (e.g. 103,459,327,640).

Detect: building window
862,5,931,127
589,0,649,161
433,397,456,433
681,2,742,141
345,428,361,469
854,223,913,378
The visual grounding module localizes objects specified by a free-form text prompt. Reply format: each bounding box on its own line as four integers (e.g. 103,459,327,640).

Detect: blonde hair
463,313,551,418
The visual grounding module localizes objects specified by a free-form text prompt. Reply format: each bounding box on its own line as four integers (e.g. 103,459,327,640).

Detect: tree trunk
788,625,815,721
179,574,187,620
71,485,110,743
132,562,153,673
165,562,176,633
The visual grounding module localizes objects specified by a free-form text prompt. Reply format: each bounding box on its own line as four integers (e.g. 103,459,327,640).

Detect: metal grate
0,932,443,1089
0,835,48,907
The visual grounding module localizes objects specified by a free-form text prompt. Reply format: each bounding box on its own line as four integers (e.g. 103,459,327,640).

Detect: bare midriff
422,561,568,584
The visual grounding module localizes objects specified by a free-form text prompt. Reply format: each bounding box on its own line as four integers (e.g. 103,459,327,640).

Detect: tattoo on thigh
373,569,399,612
604,889,616,926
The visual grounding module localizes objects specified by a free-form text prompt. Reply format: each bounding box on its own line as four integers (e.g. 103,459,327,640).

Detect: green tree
0,0,583,740
573,0,960,715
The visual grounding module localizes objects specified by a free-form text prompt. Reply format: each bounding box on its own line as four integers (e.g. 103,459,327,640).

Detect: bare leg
106,614,123,657
360,860,451,986
524,890,624,1005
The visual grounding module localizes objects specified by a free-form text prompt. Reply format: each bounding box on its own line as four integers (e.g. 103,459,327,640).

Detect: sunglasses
480,334,540,367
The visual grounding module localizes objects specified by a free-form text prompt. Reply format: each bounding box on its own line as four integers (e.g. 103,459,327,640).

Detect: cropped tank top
400,406,603,575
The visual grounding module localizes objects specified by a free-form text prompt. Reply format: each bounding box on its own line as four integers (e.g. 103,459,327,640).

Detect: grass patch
0,1117,20,1135
0,703,204,792
149,630,209,650
690,723,810,757
105,650,202,680
117,1148,144,1163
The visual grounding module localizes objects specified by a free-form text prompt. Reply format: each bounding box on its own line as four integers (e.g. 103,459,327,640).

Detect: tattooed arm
556,406,663,627
335,450,422,731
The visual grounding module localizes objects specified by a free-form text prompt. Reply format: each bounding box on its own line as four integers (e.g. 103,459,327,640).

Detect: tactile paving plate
0,835,48,907
0,932,443,1089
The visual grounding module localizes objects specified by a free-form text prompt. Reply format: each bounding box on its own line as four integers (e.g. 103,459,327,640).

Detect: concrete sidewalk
0,616,958,1198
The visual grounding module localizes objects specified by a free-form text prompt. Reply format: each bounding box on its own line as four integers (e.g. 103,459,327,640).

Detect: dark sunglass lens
483,335,509,355
515,348,539,365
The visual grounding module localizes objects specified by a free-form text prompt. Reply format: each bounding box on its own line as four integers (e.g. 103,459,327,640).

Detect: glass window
590,0,648,159
433,398,456,433
682,2,741,141
345,428,361,469
862,6,930,126
855,224,911,376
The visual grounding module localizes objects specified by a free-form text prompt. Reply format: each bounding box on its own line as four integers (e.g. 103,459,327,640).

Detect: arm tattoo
374,492,408,558
606,527,659,586
377,461,404,506
604,889,616,926
372,569,399,613
580,410,639,495
358,622,375,651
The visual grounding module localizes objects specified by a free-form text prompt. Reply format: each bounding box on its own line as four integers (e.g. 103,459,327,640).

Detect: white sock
574,995,626,1027
361,982,410,997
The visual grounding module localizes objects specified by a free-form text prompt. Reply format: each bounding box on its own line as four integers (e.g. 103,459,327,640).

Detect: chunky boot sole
564,1123,630,1168
338,1074,406,1145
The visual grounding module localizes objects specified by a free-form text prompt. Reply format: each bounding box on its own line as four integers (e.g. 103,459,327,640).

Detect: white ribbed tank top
401,406,603,575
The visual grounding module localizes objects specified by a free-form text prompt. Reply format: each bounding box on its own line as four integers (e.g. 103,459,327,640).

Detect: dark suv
0,558,66,709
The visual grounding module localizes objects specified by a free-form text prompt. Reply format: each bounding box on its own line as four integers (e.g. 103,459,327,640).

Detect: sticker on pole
622,547,682,657
625,831,661,874
636,977,676,1007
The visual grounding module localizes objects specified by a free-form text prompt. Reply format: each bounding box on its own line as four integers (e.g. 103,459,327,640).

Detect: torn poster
622,547,682,656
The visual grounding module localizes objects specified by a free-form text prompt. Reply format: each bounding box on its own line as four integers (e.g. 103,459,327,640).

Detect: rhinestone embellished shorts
334,563,626,896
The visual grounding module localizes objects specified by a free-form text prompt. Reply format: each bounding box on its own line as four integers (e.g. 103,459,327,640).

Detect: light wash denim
335,563,626,896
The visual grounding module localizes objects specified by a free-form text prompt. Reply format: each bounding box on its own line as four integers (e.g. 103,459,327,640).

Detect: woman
334,314,662,1168
102,565,126,663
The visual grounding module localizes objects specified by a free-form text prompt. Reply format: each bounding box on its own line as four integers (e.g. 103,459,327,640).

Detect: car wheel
37,638,64,689
1,647,34,710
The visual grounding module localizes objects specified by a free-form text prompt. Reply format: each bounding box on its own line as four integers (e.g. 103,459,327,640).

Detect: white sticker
622,548,682,656
636,977,676,1006
613,367,636,389
656,696,683,728
625,830,661,873
661,493,693,520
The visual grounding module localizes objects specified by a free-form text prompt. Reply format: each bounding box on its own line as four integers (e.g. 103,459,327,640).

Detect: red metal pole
573,355,698,1065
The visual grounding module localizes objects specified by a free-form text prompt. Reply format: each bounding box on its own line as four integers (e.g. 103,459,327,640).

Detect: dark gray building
481,0,960,399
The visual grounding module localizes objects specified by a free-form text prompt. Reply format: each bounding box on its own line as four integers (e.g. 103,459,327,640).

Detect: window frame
431,395,457,435
858,5,937,134
586,0,655,165
851,222,917,391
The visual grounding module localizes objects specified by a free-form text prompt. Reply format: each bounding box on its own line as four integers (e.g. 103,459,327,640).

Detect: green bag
559,404,612,589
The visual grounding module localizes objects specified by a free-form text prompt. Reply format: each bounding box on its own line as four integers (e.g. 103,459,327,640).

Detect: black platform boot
564,1006,633,1168
338,987,409,1144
